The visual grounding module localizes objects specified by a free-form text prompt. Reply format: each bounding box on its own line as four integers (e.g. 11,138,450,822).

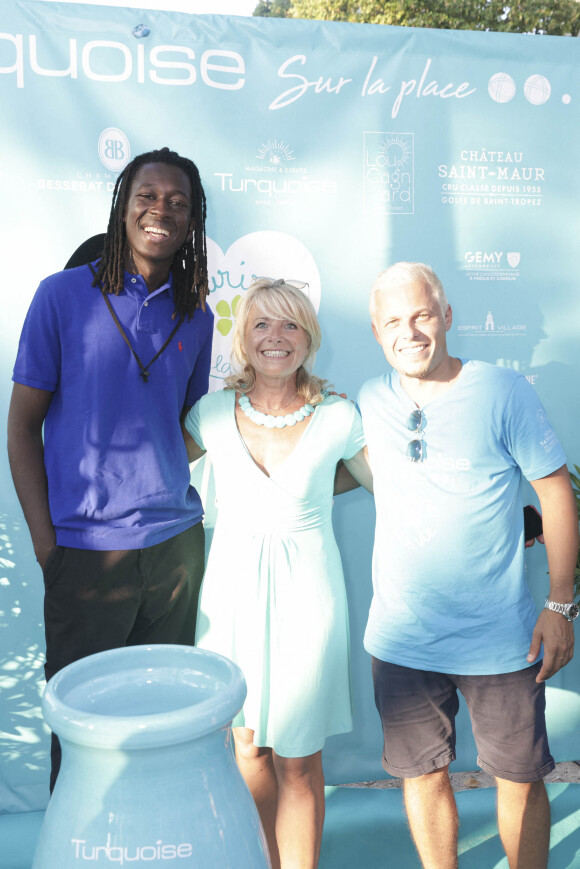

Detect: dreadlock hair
92,147,208,318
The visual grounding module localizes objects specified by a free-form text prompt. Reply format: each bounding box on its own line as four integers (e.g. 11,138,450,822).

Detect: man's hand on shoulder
527,608,575,682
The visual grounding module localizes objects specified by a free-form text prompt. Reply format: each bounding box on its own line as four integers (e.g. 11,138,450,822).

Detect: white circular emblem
524,75,551,106
488,72,516,104
98,128,131,172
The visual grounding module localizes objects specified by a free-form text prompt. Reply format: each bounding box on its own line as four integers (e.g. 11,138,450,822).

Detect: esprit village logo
456,310,527,337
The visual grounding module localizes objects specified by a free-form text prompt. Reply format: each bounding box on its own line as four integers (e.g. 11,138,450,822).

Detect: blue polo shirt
13,263,213,550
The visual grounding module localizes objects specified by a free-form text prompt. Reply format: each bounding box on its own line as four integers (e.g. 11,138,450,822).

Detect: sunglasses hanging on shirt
406,409,427,463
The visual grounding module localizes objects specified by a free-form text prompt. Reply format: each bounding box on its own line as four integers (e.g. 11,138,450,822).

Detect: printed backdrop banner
1,0,580,812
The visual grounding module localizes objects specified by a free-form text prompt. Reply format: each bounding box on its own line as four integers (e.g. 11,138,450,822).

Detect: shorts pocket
42,546,65,588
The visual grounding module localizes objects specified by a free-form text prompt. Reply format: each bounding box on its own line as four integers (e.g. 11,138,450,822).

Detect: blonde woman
183,279,371,869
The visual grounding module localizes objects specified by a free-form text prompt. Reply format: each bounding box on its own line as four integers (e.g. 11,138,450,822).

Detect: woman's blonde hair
225,278,328,403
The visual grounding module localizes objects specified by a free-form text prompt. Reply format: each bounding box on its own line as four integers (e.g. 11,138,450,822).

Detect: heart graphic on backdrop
206,231,321,391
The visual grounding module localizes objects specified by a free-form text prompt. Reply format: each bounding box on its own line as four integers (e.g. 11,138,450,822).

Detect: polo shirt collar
123,270,174,301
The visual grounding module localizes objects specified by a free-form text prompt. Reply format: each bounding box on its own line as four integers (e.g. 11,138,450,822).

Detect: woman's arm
180,406,207,463
335,447,374,495
181,424,207,463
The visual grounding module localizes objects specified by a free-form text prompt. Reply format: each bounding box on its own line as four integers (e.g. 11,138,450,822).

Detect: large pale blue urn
32,644,271,868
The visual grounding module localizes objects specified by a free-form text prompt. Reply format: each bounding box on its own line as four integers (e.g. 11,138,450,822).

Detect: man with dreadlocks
8,147,213,789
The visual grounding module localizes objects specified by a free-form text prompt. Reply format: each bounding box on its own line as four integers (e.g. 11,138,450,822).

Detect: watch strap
543,598,580,621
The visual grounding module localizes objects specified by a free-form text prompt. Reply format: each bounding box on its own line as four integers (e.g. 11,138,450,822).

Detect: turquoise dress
185,390,365,758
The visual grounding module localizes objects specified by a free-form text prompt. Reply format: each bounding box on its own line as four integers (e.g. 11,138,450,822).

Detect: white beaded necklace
239,393,317,429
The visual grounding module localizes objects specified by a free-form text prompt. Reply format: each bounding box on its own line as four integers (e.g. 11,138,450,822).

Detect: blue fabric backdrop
1,0,579,813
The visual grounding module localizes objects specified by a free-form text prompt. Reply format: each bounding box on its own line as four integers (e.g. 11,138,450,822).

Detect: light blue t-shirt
358,360,567,675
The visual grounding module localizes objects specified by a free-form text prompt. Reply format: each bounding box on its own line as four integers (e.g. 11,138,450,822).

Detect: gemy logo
0,32,246,90
464,252,520,268
465,251,503,265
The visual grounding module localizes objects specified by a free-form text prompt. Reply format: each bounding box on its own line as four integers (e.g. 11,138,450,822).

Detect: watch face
569,604,580,620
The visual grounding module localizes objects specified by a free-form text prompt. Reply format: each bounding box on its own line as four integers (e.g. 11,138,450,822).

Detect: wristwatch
543,598,580,622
